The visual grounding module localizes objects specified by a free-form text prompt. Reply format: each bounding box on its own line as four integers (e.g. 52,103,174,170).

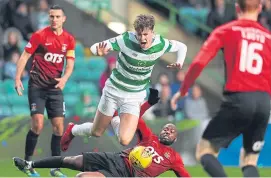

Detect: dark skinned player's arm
136,88,160,141
172,153,191,177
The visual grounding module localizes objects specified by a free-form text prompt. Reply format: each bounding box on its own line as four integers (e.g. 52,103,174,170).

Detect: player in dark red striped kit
13,89,190,177
171,0,271,177
14,5,75,177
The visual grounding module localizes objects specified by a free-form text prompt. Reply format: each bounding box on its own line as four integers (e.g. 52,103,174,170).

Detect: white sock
111,116,120,139
71,122,93,137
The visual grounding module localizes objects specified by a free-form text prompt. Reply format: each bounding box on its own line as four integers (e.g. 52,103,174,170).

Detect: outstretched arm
136,88,160,141
179,28,224,96
90,35,121,56
171,27,225,110
172,154,191,177
166,40,187,69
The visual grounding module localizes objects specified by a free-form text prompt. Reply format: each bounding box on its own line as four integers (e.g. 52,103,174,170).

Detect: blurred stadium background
0,0,271,177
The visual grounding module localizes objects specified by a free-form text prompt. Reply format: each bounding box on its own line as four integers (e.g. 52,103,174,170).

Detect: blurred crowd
143,0,271,38
0,0,211,124
148,70,210,123
0,0,52,81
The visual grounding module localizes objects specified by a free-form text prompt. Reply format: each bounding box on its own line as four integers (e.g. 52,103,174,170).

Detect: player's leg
13,155,84,174
240,92,270,177
15,152,128,177
71,88,117,137
61,87,117,151
118,90,147,146
196,93,252,177
81,152,132,177
118,113,139,146
25,87,46,176
70,98,116,137
46,89,66,177
76,172,105,177
73,89,156,143
195,138,225,177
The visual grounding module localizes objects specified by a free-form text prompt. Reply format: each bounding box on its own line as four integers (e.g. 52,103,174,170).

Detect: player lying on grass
13,89,190,177
61,14,188,149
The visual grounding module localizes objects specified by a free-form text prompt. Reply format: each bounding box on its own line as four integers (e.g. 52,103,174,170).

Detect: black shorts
83,152,132,177
28,87,65,119
203,91,270,154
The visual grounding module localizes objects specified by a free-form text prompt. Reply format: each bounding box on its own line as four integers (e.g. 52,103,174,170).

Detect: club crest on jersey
164,152,170,159
31,103,37,112
138,61,146,67
62,44,67,52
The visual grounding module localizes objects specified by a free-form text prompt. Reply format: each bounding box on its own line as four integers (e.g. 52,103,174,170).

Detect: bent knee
195,139,219,161
119,137,132,146
31,115,44,134
91,130,103,137
31,122,43,134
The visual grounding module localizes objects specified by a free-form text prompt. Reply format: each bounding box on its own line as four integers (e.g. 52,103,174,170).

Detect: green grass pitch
1,159,271,177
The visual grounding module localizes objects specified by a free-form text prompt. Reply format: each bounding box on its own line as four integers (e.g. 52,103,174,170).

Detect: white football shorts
97,79,147,117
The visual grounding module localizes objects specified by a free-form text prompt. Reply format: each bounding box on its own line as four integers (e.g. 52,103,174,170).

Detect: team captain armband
66,50,75,59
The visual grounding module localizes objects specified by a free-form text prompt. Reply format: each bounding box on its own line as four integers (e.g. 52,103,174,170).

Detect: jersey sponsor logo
127,65,151,72
138,61,147,67
252,141,265,152
26,42,32,48
145,146,164,164
44,52,64,63
45,43,52,46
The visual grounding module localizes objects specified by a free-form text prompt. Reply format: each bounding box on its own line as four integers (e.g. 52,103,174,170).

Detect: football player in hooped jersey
61,14,188,152
14,4,75,177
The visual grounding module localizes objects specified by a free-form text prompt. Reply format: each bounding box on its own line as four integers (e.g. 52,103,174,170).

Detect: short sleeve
25,32,41,54
68,35,75,50
66,35,75,59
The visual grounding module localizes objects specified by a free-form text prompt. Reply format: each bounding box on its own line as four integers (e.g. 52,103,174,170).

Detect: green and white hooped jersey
108,31,172,92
